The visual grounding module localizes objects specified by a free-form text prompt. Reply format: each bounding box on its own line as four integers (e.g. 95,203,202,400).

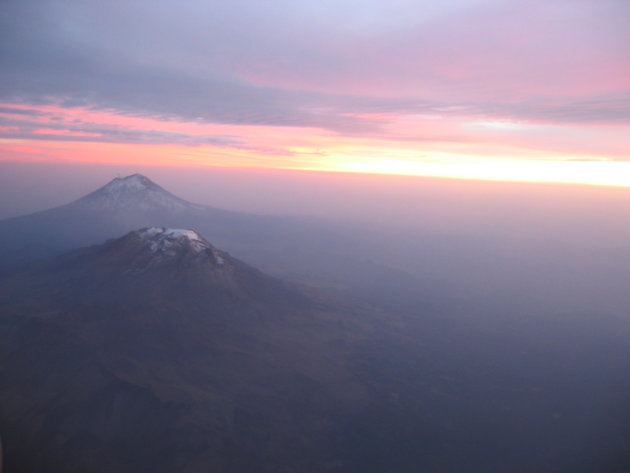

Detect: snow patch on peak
103,174,154,193
163,228,203,241
136,227,224,264
139,227,208,252
78,174,195,212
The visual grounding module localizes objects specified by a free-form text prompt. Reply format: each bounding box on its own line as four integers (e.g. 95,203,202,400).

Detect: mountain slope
0,227,398,473
2,228,630,472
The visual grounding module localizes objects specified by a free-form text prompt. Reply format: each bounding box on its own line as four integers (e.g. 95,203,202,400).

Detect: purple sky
1,0,629,184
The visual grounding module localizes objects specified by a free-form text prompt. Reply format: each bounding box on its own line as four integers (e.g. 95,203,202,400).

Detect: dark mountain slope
0,227,403,473
2,228,630,473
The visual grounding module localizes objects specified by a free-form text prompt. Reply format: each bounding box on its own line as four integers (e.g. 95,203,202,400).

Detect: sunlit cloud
1,0,628,186
330,156,630,187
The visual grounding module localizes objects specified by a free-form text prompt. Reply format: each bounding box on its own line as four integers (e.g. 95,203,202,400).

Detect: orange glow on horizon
327,156,630,188
2,102,629,189
2,137,629,189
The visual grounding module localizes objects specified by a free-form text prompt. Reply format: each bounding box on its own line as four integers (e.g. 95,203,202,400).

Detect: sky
1,0,629,186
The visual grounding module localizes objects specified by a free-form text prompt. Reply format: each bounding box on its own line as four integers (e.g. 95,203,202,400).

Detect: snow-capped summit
75,174,198,212
137,227,223,261
102,174,156,192
140,227,209,252
128,227,225,266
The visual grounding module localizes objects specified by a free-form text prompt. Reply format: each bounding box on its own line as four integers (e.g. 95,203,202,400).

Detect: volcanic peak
134,227,225,265
140,227,210,253
101,173,156,193
76,173,194,211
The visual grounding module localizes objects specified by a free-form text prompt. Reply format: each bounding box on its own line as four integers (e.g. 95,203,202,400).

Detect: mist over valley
0,167,629,472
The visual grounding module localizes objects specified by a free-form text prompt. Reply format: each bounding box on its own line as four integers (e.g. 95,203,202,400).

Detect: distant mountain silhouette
0,174,432,310
0,173,309,268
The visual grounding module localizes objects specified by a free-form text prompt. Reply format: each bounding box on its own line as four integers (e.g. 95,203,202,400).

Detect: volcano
0,227,408,473
0,174,424,310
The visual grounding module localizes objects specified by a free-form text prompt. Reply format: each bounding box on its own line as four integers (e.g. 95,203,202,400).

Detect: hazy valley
0,172,629,472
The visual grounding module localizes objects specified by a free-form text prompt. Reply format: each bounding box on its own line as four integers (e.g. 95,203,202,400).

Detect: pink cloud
225,1,629,102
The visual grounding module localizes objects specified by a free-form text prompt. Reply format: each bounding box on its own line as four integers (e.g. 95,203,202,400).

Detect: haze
2,161,629,316
1,0,630,471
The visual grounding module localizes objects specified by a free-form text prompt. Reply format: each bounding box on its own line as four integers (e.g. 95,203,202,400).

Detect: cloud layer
1,0,629,172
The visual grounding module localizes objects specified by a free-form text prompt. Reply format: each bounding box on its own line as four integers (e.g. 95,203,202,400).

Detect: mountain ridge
0,173,305,271
2,221,629,472
0,226,395,472
0,174,432,317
